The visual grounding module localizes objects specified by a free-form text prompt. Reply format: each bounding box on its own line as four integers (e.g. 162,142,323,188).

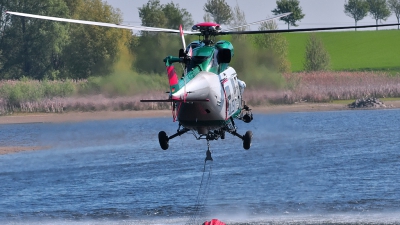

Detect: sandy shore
2,101,400,125
0,110,175,125
1,101,399,155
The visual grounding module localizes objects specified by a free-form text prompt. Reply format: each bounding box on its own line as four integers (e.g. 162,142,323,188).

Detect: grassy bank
284,30,400,72
1,71,400,115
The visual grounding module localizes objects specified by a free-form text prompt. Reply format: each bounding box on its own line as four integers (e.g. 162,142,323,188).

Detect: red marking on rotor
195,22,220,27
167,66,178,86
188,46,193,57
179,24,184,36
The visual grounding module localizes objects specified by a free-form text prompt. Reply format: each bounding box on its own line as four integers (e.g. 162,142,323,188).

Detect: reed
1,71,400,114
244,71,400,105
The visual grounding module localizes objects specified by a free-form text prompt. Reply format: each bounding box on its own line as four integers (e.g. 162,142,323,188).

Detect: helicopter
5,11,400,155
4,11,290,153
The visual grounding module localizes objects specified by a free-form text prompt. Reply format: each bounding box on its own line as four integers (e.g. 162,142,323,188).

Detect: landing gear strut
228,129,253,150
226,117,253,150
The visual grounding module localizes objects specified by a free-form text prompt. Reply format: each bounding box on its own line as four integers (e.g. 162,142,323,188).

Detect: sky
104,0,400,31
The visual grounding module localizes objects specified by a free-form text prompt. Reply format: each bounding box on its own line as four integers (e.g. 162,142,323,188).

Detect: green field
283,29,400,72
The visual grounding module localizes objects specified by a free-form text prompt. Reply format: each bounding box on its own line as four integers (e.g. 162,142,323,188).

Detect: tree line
0,0,307,80
345,0,400,30
2,0,398,81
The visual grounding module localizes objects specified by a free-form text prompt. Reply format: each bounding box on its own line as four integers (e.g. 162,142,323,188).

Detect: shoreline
1,101,400,155
2,101,400,125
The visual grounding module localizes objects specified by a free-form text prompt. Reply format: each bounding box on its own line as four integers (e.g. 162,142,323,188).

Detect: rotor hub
192,22,221,44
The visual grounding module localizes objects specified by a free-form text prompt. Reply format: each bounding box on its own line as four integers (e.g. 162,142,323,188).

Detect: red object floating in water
203,219,226,225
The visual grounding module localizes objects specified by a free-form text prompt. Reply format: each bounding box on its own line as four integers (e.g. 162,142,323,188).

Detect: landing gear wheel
243,130,252,150
158,131,169,150
221,131,225,140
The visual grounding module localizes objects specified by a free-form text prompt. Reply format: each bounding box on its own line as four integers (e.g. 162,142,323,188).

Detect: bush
252,20,291,73
304,33,331,72
0,78,78,108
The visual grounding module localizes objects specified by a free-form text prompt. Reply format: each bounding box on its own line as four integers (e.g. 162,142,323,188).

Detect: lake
1,109,399,224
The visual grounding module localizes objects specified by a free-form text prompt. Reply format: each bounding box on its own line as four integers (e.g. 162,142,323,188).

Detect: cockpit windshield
191,56,210,65
187,56,210,72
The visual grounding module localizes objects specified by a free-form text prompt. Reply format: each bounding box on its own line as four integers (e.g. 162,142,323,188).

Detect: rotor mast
192,22,221,46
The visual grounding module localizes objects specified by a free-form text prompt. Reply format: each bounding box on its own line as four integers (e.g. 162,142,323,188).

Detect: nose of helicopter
171,71,220,101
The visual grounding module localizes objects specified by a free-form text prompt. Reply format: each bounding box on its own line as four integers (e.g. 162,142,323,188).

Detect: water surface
1,109,399,224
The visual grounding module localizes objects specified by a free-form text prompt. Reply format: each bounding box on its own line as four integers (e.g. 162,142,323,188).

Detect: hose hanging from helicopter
185,141,214,225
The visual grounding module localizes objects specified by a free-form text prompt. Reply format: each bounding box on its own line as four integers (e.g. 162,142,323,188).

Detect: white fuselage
172,67,242,134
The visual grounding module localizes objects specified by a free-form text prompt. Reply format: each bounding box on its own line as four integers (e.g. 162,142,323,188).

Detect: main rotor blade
223,12,292,32
179,24,186,50
221,23,400,35
5,11,199,34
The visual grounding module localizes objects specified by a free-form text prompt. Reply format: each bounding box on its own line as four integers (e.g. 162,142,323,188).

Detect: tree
253,20,291,73
229,2,248,41
272,0,305,30
388,0,400,29
203,0,233,25
203,13,212,22
134,0,194,74
138,0,194,30
0,49,3,71
344,0,370,30
163,2,194,29
304,34,330,72
367,0,391,30
230,2,248,31
139,0,193,29
0,0,70,80
60,0,128,79
138,0,166,28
